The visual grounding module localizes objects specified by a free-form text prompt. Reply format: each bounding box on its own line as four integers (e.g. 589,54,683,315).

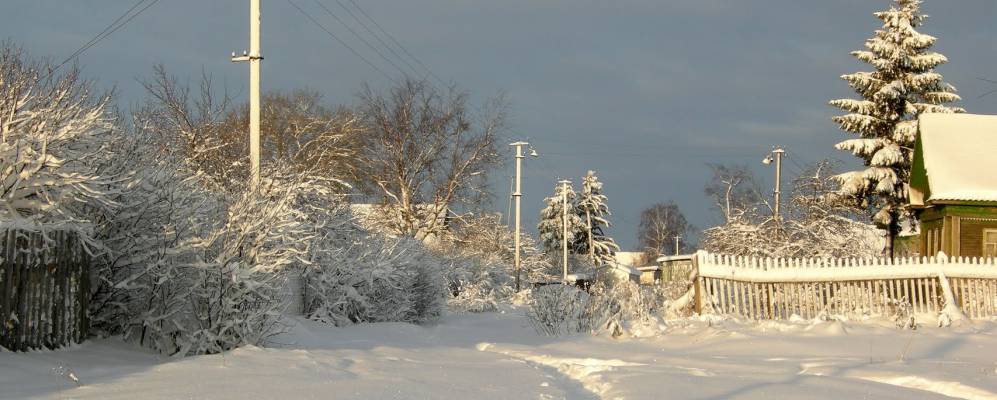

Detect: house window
984,229,997,258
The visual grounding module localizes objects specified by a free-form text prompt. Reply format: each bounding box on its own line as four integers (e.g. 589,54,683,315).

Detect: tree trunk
886,210,898,260
586,209,594,265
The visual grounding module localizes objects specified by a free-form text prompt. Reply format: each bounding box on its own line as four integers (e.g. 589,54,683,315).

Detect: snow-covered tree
574,171,619,266
829,0,963,256
637,201,693,259
702,161,882,259
0,43,116,240
537,182,584,259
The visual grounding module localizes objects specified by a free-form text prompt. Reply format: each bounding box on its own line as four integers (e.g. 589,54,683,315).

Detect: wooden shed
910,113,997,258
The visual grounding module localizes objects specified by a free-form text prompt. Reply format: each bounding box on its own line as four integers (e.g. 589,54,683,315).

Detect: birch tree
355,78,504,241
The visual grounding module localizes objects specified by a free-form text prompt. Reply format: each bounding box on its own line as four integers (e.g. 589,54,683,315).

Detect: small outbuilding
910,113,997,258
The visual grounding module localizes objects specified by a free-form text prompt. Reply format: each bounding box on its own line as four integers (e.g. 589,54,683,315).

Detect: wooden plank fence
0,229,89,351
692,251,997,320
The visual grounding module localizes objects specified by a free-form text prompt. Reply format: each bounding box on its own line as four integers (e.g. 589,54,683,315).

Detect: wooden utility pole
763,147,786,221
559,179,572,282
232,0,263,188
509,142,532,291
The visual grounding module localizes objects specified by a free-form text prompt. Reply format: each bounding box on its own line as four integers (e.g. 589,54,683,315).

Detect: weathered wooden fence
0,229,90,351
693,251,997,320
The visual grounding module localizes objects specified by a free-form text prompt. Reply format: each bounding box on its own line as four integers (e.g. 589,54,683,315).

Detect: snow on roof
613,251,646,266
655,254,695,263
607,262,641,276
911,113,997,205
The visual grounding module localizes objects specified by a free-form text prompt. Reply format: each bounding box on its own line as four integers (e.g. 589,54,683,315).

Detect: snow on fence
0,229,90,351
693,251,997,320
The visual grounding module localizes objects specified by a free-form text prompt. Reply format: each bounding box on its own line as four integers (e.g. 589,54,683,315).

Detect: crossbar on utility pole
559,179,572,282
231,0,263,188
510,141,531,292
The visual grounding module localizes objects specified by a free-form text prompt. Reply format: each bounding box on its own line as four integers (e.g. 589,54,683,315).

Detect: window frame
983,228,997,258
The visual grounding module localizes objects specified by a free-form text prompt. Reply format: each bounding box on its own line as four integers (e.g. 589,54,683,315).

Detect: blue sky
3,0,996,249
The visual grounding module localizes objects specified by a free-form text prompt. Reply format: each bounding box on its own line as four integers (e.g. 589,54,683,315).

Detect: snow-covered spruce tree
573,171,619,266
537,182,585,261
830,0,962,256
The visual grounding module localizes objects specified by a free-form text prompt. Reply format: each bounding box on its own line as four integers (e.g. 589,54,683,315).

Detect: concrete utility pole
231,0,263,188
674,235,681,256
509,141,535,291
763,147,786,221
559,179,572,282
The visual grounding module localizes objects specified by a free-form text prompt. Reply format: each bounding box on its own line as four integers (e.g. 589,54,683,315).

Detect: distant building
910,113,997,258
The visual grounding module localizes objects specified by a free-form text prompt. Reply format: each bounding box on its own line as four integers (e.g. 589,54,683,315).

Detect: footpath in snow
4,308,997,399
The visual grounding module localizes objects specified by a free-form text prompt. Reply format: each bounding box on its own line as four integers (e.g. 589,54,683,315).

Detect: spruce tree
574,171,620,266
829,0,962,256
537,182,584,258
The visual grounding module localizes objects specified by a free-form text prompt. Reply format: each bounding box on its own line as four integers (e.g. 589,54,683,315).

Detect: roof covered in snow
655,254,695,263
606,261,641,276
910,113,997,206
613,251,647,266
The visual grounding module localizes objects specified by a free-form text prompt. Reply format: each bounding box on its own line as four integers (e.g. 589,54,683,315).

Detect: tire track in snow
476,342,644,399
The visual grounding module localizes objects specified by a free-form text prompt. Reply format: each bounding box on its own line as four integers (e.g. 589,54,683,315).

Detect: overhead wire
287,0,399,85
346,0,446,86
42,0,160,80
312,0,410,78
332,0,422,78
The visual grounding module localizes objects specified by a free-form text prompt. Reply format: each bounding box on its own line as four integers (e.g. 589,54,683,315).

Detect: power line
287,0,399,85
332,0,422,78
43,0,159,80
346,0,446,86
312,0,410,78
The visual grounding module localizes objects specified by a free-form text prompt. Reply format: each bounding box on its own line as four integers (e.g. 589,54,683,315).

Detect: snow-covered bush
303,233,446,326
585,276,669,336
444,257,512,313
527,275,670,337
703,161,883,259
435,214,555,312
87,96,342,355
0,43,116,242
527,284,593,336
92,158,327,355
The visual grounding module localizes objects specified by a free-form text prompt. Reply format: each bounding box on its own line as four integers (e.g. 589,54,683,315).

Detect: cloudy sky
4,0,996,249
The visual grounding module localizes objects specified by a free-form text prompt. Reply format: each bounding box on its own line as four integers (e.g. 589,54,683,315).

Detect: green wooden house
909,113,997,258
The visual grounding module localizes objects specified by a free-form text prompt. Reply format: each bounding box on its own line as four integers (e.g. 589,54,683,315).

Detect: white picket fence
693,251,997,320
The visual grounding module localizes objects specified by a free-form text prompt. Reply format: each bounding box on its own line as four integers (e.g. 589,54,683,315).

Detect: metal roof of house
911,113,997,206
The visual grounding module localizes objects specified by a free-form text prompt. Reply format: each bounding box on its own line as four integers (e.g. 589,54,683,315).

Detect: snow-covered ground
4,308,997,399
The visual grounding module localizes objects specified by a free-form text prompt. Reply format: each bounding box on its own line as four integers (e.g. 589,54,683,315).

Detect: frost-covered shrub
527,284,593,336
585,276,669,336
89,111,329,355
703,161,883,259
303,233,446,326
92,166,325,355
0,43,116,241
436,214,555,312
445,257,513,313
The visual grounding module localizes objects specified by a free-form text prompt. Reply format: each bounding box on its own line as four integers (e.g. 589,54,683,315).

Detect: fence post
693,252,703,315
